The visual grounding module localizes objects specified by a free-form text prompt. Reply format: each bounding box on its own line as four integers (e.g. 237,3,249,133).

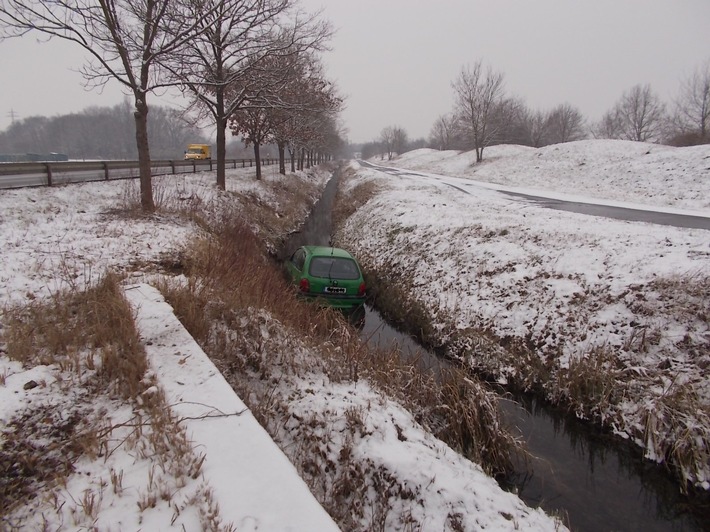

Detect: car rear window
309,257,360,280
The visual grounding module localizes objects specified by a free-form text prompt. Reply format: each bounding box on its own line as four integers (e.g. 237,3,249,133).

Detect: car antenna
328,247,335,279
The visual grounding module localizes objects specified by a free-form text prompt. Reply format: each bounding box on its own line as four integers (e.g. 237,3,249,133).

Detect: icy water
360,307,708,531
282,168,710,532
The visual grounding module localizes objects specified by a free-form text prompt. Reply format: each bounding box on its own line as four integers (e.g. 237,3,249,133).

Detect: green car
286,246,366,319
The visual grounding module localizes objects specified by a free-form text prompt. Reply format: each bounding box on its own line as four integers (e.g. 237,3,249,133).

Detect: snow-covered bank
0,168,566,530
340,140,710,489
392,140,710,213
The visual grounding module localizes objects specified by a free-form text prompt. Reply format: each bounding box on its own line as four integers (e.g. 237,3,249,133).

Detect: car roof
303,246,356,260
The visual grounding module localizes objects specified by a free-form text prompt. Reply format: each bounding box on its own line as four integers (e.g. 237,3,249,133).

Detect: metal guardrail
0,158,277,189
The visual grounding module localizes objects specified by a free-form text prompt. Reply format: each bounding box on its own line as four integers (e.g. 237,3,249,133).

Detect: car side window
291,249,306,271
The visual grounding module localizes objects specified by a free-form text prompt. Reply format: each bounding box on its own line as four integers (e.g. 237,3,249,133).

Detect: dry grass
638,376,710,489
0,272,218,527
332,168,710,493
0,166,543,528
165,208,519,471
351,253,710,491
151,173,523,528
2,272,145,399
1,170,329,528
558,275,710,491
333,175,520,471
231,168,325,254
0,273,145,518
364,273,440,350
118,175,213,221
552,346,627,424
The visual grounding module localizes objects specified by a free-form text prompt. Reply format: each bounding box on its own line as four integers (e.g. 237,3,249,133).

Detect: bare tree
672,59,710,144
361,141,383,160
306,113,344,165
519,108,549,147
489,97,526,145
452,61,505,162
149,107,206,159
229,53,341,179
378,125,408,159
592,108,623,140
230,108,271,179
0,0,224,211
391,126,408,156
622,84,666,142
595,84,666,142
268,54,343,174
166,0,331,189
380,126,395,160
0,102,204,159
429,114,458,150
0,115,50,153
545,103,587,144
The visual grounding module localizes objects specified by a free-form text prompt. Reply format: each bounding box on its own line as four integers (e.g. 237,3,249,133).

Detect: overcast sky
1,0,710,144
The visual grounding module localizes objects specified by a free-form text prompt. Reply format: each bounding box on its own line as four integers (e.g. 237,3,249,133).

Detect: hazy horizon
2,0,709,143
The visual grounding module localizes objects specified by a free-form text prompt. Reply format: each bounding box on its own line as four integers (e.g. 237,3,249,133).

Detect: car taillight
299,278,310,293
357,282,366,297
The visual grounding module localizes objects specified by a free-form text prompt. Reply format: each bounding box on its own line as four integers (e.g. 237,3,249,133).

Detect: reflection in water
360,305,443,373
498,395,708,531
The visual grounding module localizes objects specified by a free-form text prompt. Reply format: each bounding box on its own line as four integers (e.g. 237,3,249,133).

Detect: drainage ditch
280,168,709,531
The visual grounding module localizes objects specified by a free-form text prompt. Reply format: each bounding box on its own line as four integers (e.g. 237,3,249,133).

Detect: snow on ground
340,140,710,488
392,140,710,213
124,283,340,531
0,167,565,530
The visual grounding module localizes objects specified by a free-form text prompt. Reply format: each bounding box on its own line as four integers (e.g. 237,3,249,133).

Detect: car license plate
324,286,346,294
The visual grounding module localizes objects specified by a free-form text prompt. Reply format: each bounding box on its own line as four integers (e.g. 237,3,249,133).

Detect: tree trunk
254,143,262,180
214,87,227,190
216,117,227,189
215,90,227,190
278,141,286,175
133,95,154,212
289,146,296,173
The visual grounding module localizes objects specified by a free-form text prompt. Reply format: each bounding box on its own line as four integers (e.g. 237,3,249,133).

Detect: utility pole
7,109,18,123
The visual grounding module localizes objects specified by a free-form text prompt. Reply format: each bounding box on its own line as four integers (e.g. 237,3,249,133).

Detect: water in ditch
281,169,709,531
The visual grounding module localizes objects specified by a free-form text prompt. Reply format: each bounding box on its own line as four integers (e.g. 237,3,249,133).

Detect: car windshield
309,257,360,280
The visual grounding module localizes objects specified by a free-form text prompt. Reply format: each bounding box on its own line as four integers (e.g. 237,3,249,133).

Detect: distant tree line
365,58,709,161
0,101,209,160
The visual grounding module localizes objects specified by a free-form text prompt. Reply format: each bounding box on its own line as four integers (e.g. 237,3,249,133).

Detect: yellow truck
184,144,211,160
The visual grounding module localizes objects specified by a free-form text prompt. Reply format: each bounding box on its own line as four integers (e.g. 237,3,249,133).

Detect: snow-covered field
338,139,710,490
392,140,710,212
0,168,564,530
2,138,708,529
